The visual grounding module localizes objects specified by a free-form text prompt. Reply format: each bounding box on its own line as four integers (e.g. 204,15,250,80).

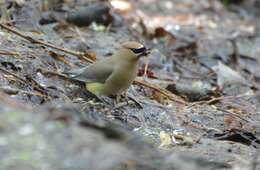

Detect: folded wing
64,58,114,83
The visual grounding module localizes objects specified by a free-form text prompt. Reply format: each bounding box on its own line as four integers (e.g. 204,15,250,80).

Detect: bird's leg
125,92,143,109
108,93,126,108
112,92,143,109
116,94,122,103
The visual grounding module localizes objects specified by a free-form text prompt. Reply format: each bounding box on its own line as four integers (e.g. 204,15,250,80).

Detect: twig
0,67,50,98
188,94,253,123
142,55,149,77
40,68,69,79
134,79,187,105
0,23,93,63
0,67,26,82
207,93,259,104
49,51,75,67
0,50,20,56
216,107,250,123
190,93,259,106
0,86,47,98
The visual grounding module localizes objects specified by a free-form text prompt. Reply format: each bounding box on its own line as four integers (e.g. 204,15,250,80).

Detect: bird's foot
110,93,143,109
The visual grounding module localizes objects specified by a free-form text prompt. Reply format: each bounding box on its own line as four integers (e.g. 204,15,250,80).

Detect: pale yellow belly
86,63,138,95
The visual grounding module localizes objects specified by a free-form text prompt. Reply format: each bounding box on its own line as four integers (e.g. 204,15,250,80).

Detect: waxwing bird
64,41,149,95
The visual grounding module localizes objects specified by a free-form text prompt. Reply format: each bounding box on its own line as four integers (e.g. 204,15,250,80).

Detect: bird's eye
130,47,146,54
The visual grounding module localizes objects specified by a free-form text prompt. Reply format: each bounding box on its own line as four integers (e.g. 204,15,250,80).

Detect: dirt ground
0,0,260,170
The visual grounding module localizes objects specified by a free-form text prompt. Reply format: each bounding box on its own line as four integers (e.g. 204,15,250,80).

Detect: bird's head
118,41,150,62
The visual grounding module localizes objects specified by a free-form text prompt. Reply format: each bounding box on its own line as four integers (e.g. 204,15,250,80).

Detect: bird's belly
104,67,137,94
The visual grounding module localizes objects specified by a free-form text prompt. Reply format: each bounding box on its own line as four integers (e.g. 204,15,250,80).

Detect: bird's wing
65,57,114,83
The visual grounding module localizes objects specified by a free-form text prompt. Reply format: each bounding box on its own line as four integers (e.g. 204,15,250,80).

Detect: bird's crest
122,41,146,54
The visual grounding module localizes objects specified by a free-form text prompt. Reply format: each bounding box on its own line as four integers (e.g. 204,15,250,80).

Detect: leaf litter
0,0,260,169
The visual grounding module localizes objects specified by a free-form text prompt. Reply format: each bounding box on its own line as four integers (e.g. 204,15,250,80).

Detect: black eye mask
129,46,147,54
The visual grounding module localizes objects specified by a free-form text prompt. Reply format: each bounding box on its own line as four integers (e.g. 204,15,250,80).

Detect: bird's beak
137,48,151,58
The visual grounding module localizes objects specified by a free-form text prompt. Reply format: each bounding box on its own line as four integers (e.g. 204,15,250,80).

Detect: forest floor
0,0,260,169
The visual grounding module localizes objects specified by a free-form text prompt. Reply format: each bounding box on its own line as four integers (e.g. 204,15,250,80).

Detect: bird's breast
104,62,138,94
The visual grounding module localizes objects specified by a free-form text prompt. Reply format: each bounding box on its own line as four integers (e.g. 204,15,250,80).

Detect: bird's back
65,57,115,83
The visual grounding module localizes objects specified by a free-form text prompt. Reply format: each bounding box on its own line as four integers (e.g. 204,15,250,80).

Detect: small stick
49,51,75,67
0,67,49,98
216,107,250,123
40,68,69,79
134,79,187,105
0,67,26,82
0,50,20,56
0,23,93,63
190,93,259,106
142,56,149,77
0,86,47,98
